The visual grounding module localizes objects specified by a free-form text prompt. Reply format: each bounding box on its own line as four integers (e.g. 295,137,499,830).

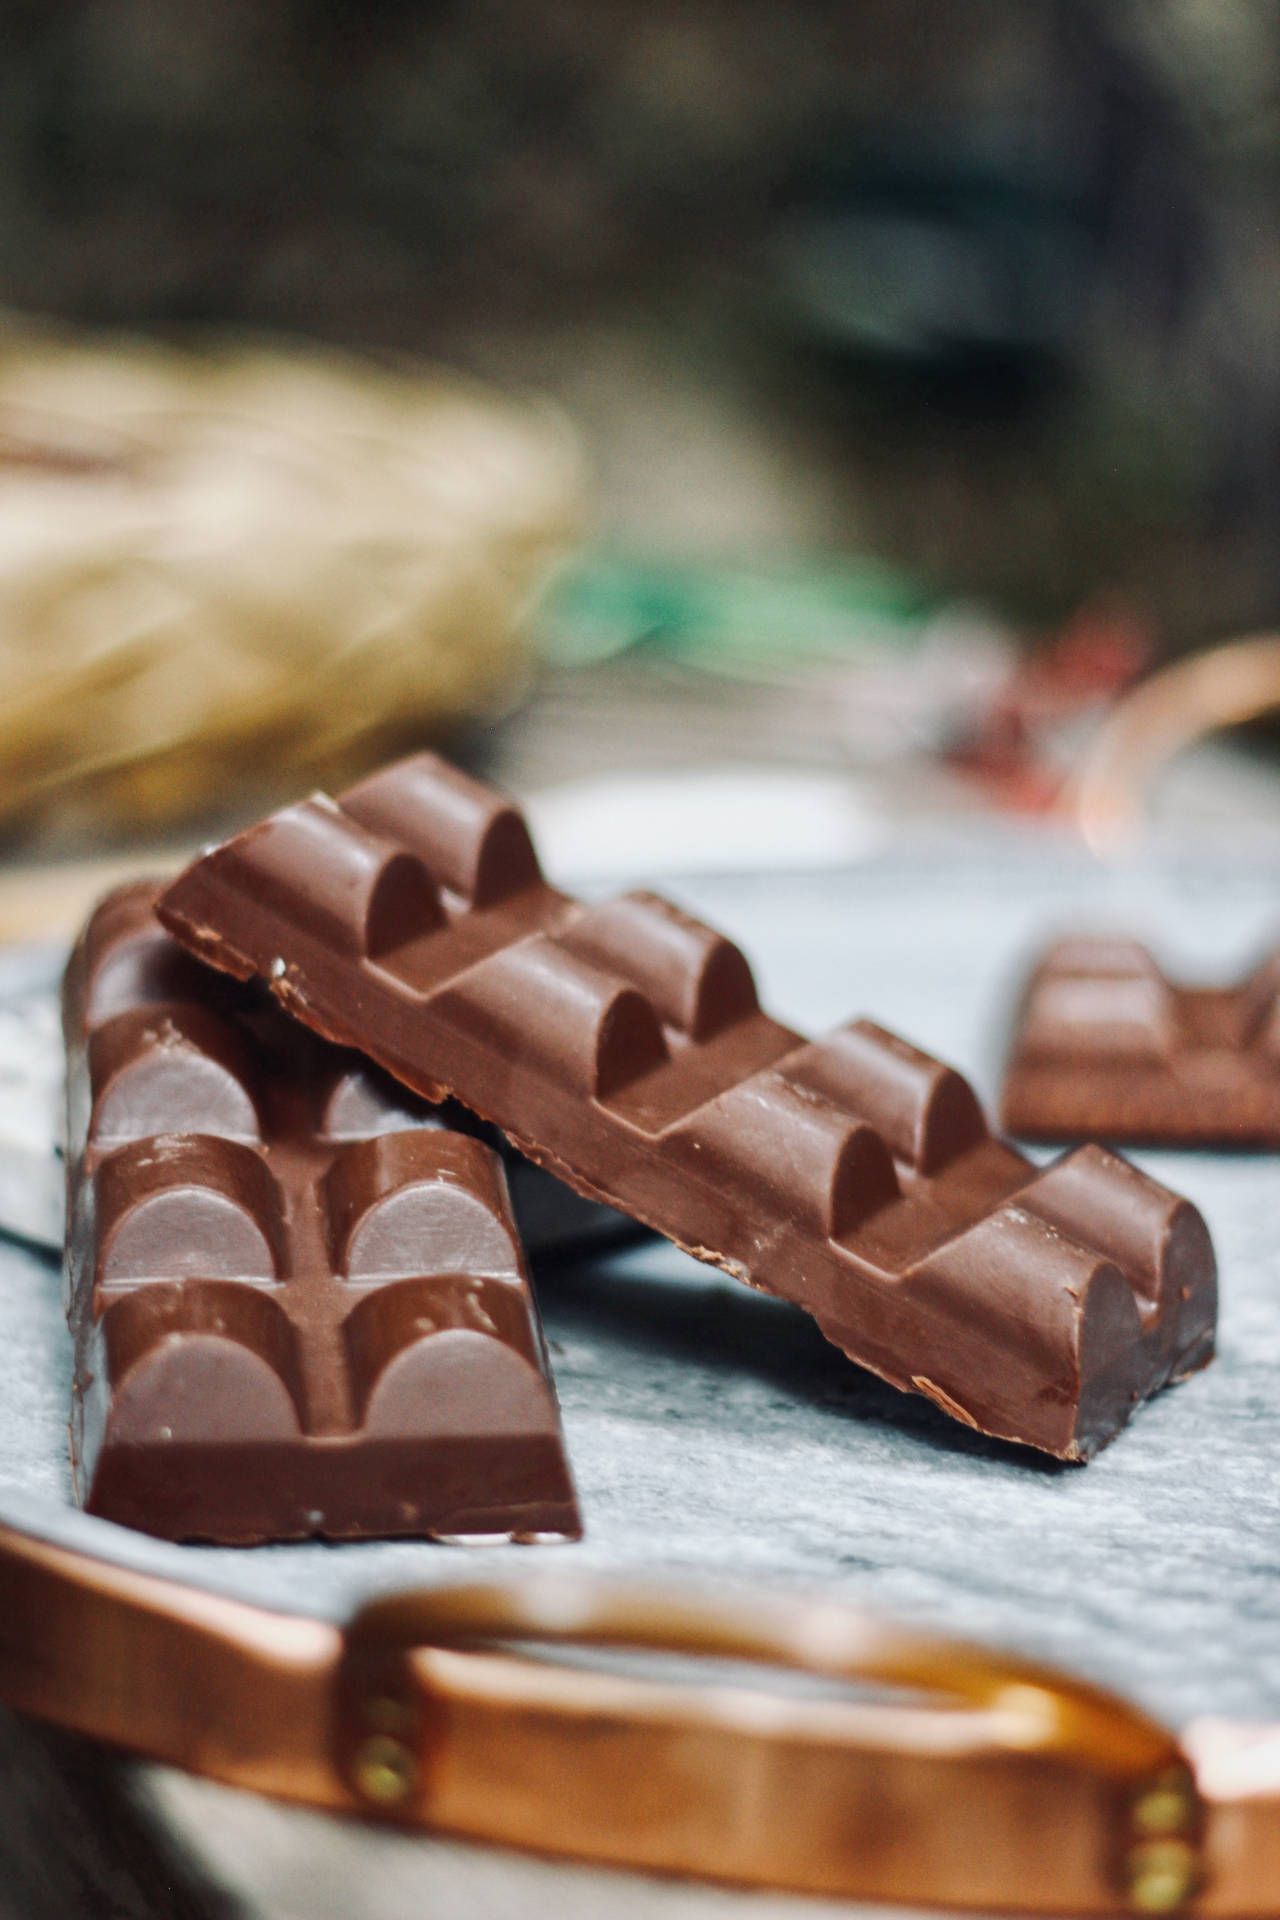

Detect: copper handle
336,1574,1206,1913
5,1521,1262,1914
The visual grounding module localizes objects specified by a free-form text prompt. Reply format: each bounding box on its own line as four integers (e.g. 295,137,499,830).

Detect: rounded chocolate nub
228,800,442,958
364,1331,556,1437
96,1135,283,1284
325,1131,521,1281
903,1205,1146,1459
1019,1145,1218,1355
1018,974,1175,1063
74,884,217,1028
342,752,541,905
87,1005,261,1144
1035,937,1161,980
77,881,158,955
561,893,758,1040
444,937,669,1100
97,1281,304,1442
320,1062,441,1139
787,1022,986,1175
342,1274,555,1436
688,1067,900,1242
87,935,214,1027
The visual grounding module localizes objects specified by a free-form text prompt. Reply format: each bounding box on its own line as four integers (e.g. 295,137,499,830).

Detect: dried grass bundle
0,324,583,835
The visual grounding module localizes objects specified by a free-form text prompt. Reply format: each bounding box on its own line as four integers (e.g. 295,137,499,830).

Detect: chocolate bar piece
160,756,1218,1461
64,883,581,1543
1001,935,1280,1147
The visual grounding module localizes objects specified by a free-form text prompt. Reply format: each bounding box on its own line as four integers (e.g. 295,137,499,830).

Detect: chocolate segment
64,883,581,1543
160,755,1219,1461
1001,936,1280,1147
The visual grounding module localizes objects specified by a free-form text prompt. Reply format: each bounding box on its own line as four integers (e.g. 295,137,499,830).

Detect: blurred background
3,0,1280,906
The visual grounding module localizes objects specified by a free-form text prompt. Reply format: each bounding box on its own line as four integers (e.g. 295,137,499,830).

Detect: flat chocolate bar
1001,935,1280,1147
64,883,581,1543
160,756,1218,1461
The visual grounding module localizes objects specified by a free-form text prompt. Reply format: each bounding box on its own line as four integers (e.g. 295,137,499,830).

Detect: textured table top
2,834,1278,1916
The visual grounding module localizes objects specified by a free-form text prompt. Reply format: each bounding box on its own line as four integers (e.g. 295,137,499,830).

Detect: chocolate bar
64,883,581,1543
160,756,1218,1461
1001,935,1280,1147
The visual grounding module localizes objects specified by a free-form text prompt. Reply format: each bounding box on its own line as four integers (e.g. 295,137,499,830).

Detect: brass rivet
1133,1784,1195,1838
352,1733,418,1807
1128,1838,1199,1915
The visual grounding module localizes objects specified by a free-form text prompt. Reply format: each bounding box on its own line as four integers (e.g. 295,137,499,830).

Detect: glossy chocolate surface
1001,936,1280,1148
64,883,581,1543
160,756,1218,1460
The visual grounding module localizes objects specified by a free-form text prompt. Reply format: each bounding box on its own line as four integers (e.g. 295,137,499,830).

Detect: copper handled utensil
1,1520,1277,1914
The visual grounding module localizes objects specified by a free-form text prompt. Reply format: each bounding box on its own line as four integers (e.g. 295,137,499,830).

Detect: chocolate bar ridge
1001,935,1280,1147
160,756,1218,1461
64,882,581,1543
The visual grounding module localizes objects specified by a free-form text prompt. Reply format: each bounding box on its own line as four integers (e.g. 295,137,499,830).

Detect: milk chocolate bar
160,756,1218,1460
64,883,581,1543
1001,935,1280,1147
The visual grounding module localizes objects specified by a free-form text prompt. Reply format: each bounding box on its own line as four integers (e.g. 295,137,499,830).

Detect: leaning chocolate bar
160,755,1218,1461
1002,935,1280,1147
64,883,581,1543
